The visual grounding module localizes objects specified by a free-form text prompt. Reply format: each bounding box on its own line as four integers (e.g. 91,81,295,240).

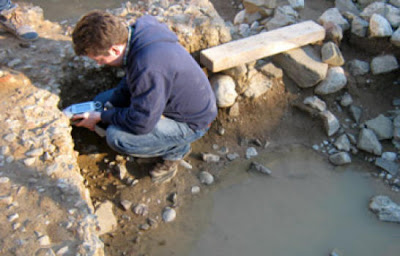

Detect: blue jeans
0,0,11,11
94,89,208,161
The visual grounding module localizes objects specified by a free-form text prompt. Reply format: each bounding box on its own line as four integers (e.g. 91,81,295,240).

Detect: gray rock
318,8,350,31
382,152,397,161
243,73,272,99
133,203,149,216
349,105,363,123
120,200,132,211
250,161,272,175
391,27,400,47
266,5,298,30
320,110,340,136
234,9,263,25
199,171,214,185
375,158,399,175
334,134,351,152
369,14,393,38
258,62,283,79
211,75,238,108
288,0,304,9
303,96,327,112
95,200,117,235
246,147,258,159
335,0,360,15
329,152,352,165
227,152,240,161
357,128,382,155
321,42,345,66
351,16,369,37
202,153,220,162
347,59,369,76
273,46,328,88
365,114,393,140
369,195,400,223
191,186,201,194
315,67,347,95
340,92,353,107
162,207,176,223
324,21,344,45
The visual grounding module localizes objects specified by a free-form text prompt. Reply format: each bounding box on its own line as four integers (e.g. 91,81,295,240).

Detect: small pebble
191,186,200,194
199,171,214,185
246,147,258,159
162,207,176,223
133,203,149,216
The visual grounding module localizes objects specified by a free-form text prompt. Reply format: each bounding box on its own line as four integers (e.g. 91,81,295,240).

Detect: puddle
16,0,128,21
140,145,400,256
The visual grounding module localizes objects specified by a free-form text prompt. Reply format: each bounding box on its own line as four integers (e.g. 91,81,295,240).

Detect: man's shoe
149,147,192,184
0,4,38,41
150,160,179,184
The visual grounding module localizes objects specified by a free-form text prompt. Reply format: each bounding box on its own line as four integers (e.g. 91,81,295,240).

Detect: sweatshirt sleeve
101,70,169,134
108,77,131,108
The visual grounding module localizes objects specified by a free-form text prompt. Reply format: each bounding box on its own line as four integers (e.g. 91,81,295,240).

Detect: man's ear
109,44,124,56
109,46,121,56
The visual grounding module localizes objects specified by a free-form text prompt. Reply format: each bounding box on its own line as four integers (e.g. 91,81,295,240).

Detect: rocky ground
1,0,400,255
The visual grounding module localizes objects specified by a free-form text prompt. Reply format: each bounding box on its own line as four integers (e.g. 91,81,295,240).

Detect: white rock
315,67,347,95
38,235,51,246
199,171,214,185
246,147,258,159
95,200,117,235
318,8,350,31
210,75,238,108
320,110,340,136
202,153,220,162
303,96,327,112
162,207,176,222
369,14,393,38
371,55,399,75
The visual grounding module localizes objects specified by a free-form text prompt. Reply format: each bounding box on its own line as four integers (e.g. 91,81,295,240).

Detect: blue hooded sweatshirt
101,15,217,135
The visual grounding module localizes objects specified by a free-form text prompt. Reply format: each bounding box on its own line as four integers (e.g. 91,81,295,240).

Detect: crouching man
71,11,217,183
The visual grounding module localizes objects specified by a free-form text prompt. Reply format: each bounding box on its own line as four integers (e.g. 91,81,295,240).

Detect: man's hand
72,111,101,131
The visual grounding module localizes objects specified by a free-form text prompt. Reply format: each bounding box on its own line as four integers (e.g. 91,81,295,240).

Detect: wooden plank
200,20,326,72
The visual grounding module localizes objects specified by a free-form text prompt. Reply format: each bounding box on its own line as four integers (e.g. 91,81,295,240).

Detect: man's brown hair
72,10,129,56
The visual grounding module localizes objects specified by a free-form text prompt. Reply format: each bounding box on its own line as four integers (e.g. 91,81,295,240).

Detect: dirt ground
66,2,400,256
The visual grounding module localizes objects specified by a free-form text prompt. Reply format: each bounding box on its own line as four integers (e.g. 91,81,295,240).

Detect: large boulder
273,46,328,88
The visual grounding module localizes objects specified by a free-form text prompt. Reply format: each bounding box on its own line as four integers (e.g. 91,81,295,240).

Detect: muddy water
142,145,400,256
16,0,128,21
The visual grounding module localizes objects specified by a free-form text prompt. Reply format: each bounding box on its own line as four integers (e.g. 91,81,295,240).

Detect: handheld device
63,101,103,119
